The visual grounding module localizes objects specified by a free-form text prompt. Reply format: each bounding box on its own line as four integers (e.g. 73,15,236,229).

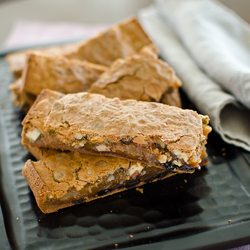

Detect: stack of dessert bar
6,18,211,213
8,18,181,112
21,90,211,213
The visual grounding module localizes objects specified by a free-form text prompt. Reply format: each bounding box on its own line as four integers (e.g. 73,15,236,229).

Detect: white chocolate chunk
128,162,144,177
173,160,182,167
173,149,189,163
96,145,110,151
75,133,83,139
25,128,41,142
157,154,167,163
107,175,115,182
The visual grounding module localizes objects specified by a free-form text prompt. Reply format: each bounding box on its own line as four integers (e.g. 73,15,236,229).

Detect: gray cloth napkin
138,1,250,151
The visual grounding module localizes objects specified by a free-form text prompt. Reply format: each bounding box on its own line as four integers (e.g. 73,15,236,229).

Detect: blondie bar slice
22,89,211,173
22,52,107,96
88,46,181,106
22,152,175,213
9,53,107,112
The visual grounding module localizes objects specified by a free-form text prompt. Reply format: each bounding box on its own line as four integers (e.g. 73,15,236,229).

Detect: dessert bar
88,46,181,106
22,151,176,213
9,53,107,112
22,89,211,173
22,52,107,96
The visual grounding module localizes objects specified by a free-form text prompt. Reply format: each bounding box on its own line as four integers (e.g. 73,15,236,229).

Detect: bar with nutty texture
6,17,155,79
22,89,211,173
22,151,176,213
9,53,107,112
88,46,181,107
22,52,108,96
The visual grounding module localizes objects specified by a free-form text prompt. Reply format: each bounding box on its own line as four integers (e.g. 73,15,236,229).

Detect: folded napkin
138,0,250,151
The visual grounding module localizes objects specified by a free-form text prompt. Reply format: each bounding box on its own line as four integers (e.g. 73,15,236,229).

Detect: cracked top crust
22,52,108,96
88,46,181,103
24,151,132,196
68,17,157,66
22,89,210,153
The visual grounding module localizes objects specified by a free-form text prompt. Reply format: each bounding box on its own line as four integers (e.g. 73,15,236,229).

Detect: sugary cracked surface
22,52,107,96
22,151,175,213
9,53,107,112
22,89,211,169
88,46,181,106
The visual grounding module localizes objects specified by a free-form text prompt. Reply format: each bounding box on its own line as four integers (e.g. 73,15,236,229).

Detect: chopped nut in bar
21,89,211,174
88,46,181,107
9,53,107,112
22,152,176,213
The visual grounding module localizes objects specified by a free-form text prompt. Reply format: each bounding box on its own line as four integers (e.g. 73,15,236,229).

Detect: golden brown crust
22,152,175,213
22,89,211,169
22,52,107,96
88,46,181,104
9,52,107,112
68,17,157,66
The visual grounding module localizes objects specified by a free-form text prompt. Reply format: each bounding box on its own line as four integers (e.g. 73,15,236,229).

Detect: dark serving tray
0,56,250,250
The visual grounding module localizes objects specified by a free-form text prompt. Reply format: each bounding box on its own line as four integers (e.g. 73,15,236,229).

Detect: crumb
115,243,118,247
221,148,226,151
228,220,231,223
212,156,216,159
222,152,226,156
244,187,246,189
130,235,133,238
110,210,113,213
136,188,143,194
16,218,19,220
184,179,187,183
147,226,150,229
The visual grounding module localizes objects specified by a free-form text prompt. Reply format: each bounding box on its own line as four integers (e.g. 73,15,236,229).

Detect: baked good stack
6,17,211,213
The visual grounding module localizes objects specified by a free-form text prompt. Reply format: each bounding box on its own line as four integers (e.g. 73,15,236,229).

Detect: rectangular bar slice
22,52,108,96
22,151,176,213
88,45,181,107
9,53,107,112
21,89,211,173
